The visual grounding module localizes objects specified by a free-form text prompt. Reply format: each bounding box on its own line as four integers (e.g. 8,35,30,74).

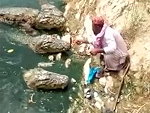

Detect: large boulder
29,34,70,53
23,68,69,90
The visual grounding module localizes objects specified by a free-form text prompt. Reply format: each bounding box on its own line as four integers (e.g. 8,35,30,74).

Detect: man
75,16,129,71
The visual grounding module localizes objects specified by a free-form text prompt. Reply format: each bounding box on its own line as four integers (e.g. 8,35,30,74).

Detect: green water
0,0,83,113
0,0,64,10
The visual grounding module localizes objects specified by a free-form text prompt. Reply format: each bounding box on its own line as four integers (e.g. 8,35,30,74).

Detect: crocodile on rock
0,3,66,32
23,68,69,90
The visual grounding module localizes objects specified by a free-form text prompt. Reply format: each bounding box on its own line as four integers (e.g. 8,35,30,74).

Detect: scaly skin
0,3,66,31
23,68,69,90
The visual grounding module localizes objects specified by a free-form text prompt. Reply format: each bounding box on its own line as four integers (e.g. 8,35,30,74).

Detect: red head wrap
92,16,104,27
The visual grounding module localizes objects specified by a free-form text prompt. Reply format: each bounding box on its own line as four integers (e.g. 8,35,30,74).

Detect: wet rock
29,34,70,54
72,87,76,91
69,96,73,102
23,68,69,90
70,78,76,84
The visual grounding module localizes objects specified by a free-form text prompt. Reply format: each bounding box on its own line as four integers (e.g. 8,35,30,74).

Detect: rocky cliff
64,0,150,112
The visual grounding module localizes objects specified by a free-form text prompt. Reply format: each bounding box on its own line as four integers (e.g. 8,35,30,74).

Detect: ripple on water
0,0,83,112
0,55,22,65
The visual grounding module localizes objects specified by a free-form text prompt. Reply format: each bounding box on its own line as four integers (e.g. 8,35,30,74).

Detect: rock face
64,0,150,112
29,34,70,53
0,3,65,30
23,68,69,90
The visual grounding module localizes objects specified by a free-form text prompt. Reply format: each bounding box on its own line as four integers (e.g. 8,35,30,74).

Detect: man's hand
73,39,89,45
90,48,104,55
90,48,99,55
74,40,83,45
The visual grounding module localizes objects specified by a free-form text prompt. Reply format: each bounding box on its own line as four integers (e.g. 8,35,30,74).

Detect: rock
75,12,81,20
29,34,70,54
84,88,91,94
133,72,141,80
135,87,142,94
94,97,104,111
69,96,73,102
23,68,69,90
110,97,115,101
70,78,76,84
103,76,114,94
104,72,110,76
94,102,102,110
64,0,150,112
72,87,76,91
106,76,114,88
99,77,107,86
93,92,99,98
85,93,92,99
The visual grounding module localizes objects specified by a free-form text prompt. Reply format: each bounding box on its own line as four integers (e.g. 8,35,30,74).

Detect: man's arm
90,48,105,55
74,39,90,45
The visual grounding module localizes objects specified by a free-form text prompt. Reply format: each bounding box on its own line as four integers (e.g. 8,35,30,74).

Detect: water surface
0,0,83,113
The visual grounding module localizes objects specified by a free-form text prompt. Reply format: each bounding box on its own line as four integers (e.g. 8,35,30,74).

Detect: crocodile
23,68,69,90
0,3,66,32
29,34,70,53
